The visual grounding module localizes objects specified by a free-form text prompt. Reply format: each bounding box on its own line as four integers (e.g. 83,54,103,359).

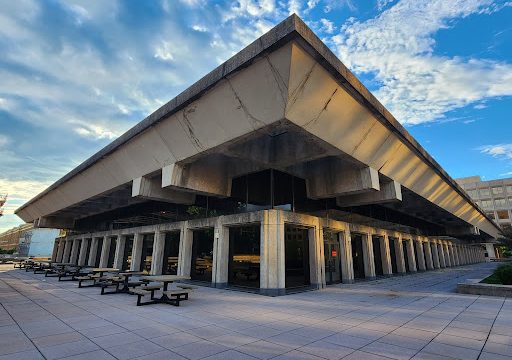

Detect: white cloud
154,41,175,61
479,144,512,160
0,135,10,148
288,0,302,15
376,0,396,11
320,18,335,34
331,0,512,125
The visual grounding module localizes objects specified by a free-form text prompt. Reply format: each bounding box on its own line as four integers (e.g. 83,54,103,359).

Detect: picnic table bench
133,275,192,306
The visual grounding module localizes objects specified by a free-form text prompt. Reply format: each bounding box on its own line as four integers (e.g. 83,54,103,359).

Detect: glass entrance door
285,225,310,288
163,232,180,275
191,229,214,282
140,234,154,272
123,236,134,271
324,231,341,284
351,234,365,279
372,236,384,276
228,225,260,288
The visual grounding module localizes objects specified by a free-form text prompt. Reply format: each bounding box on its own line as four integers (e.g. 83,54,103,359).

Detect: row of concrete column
52,210,487,294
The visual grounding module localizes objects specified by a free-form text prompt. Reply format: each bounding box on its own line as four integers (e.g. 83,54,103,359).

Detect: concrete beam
304,158,380,199
132,176,195,204
36,216,74,229
336,180,402,207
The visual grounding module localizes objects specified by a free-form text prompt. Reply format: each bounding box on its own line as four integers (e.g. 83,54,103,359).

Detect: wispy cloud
479,144,512,160
330,0,512,125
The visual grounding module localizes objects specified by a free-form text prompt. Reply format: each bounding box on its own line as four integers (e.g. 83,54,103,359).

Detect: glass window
507,186,512,193
191,229,214,282
163,232,180,275
467,190,477,198
228,225,260,288
140,234,154,273
492,187,504,195
497,210,510,220
481,199,493,209
285,225,310,288
480,188,490,197
495,198,507,208
486,212,495,220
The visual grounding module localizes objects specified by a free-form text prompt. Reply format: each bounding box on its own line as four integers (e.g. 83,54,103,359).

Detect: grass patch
481,264,512,285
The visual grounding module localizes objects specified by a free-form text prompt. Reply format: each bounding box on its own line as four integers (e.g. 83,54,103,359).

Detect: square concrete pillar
178,222,193,278
431,241,440,269
113,235,126,270
438,243,446,268
443,243,452,267
423,239,434,270
150,231,166,275
62,239,72,263
99,236,111,268
394,236,406,274
451,244,459,266
130,233,143,271
56,239,65,262
339,231,354,283
448,243,456,266
51,240,59,262
69,239,80,265
212,218,230,288
362,233,376,279
77,238,89,266
308,219,325,290
380,235,393,275
414,239,426,271
405,239,417,272
260,210,286,296
88,237,100,267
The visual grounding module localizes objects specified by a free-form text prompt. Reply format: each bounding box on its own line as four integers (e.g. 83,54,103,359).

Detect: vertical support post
151,231,166,275
99,236,111,268
69,239,80,265
438,242,446,268
56,239,65,262
431,240,440,269
51,240,59,262
177,222,193,278
444,242,452,267
406,238,417,272
380,235,392,275
308,219,325,289
113,235,126,270
260,210,286,296
212,218,230,288
423,239,434,270
77,238,88,266
130,233,143,271
339,230,354,283
62,239,72,263
415,238,426,271
362,233,376,279
395,236,406,274
88,237,99,267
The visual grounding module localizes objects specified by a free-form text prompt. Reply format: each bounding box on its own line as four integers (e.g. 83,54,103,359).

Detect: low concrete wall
457,281,512,297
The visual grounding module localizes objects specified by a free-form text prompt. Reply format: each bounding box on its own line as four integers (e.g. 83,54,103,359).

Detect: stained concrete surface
0,262,511,360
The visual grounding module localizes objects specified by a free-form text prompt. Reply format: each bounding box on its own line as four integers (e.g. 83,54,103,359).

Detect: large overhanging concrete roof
15,15,500,239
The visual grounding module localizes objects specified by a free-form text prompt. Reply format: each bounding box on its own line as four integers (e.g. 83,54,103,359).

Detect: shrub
495,264,512,285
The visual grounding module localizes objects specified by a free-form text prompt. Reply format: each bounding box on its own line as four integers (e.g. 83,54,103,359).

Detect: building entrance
389,238,397,274
107,238,116,267
95,237,103,267
163,232,180,275
140,234,154,272
284,225,310,288
228,225,260,289
402,241,410,272
351,234,365,279
191,229,214,282
84,239,91,265
372,236,384,276
324,231,341,284
122,236,134,270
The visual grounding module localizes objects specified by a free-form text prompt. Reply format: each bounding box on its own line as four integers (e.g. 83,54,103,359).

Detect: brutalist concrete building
15,16,498,295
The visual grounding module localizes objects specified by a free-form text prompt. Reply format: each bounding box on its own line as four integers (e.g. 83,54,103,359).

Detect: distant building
18,228,61,257
457,176,512,233
0,223,33,251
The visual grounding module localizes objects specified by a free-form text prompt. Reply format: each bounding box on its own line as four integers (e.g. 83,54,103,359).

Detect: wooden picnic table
101,271,147,295
137,275,191,305
92,268,119,277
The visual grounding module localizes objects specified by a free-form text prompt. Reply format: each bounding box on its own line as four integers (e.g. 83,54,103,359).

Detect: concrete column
113,235,126,270
77,238,88,266
414,238,426,271
87,237,100,267
150,231,165,275
177,222,193,278
99,236,111,268
424,239,434,270
431,241,440,269
51,240,59,261
362,233,376,279
443,242,452,267
308,219,325,289
212,219,230,288
451,244,459,266
380,235,393,275
62,239,72,263
394,236,406,274
260,210,286,296
405,239,417,272
438,242,446,268
339,230,354,283
130,233,143,271
56,239,65,262
448,243,456,266
69,239,80,265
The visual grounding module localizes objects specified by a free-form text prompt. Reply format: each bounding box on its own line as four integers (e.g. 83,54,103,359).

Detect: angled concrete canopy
16,15,500,239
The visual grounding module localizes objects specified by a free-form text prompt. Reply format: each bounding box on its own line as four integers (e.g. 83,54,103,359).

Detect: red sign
331,249,337,257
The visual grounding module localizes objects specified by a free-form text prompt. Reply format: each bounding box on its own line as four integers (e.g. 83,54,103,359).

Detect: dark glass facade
228,225,260,288
140,234,154,272
284,225,310,288
351,234,365,279
324,231,341,284
191,229,214,282
163,232,180,275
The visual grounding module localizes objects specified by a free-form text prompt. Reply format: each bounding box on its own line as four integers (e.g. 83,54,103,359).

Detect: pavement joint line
476,295,506,360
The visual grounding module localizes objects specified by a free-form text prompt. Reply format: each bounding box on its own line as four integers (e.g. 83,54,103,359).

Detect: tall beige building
457,176,512,233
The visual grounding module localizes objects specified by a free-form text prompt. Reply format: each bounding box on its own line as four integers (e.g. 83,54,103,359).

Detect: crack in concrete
287,62,317,111
302,87,338,129
264,56,287,105
351,119,378,156
226,78,266,131
179,105,205,152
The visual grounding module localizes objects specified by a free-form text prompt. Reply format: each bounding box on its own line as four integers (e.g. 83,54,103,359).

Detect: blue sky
1,0,512,232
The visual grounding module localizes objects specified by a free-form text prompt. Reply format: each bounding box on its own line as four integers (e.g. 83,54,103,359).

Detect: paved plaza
0,263,511,360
